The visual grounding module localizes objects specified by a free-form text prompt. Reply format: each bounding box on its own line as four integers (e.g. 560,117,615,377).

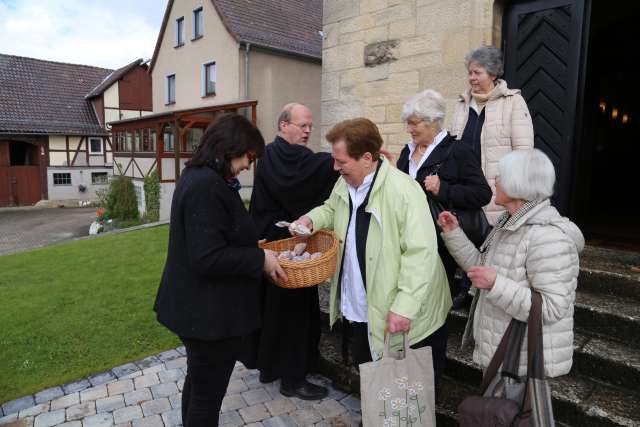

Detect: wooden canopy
109,100,257,182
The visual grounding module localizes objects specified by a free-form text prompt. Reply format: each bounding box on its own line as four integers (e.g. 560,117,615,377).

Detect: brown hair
325,118,382,160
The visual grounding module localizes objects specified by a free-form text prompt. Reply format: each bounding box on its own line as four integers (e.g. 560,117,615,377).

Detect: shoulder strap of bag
527,291,544,378
480,290,544,394
479,318,517,393
519,291,545,416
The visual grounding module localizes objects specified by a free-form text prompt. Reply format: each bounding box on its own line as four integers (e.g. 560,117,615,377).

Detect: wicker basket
259,229,339,289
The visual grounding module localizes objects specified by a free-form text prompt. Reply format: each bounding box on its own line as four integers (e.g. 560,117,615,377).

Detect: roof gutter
244,43,251,100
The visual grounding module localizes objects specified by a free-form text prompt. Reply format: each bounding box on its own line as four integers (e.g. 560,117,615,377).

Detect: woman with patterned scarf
437,148,584,379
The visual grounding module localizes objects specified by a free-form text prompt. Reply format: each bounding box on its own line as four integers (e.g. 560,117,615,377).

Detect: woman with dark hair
154,113,287,427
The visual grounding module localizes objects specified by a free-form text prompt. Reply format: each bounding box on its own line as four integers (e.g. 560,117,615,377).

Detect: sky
0,0,169,69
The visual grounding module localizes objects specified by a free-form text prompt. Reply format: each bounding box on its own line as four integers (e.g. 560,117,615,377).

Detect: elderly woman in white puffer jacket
437,148,584,377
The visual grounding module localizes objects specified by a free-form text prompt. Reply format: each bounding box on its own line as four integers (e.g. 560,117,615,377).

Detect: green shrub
143,169,160,222
106,176,139,221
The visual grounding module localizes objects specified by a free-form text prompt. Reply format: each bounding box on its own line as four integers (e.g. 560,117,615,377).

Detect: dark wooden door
0,141,44,206
0,166,42,206
11,166,42,205
503,0,587,214
0,167,10,206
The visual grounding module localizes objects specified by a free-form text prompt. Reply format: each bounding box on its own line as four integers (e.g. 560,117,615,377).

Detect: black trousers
257,284,320,388
346,321,448,399
180,335,244,427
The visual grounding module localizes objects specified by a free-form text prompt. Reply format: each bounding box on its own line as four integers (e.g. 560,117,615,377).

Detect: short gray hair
400,89,446,126
498,149,556,201
277,103,304,130
464,45,504,78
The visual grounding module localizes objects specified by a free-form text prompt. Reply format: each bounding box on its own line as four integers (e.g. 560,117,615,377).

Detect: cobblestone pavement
0,207,96,256
0,347,362,427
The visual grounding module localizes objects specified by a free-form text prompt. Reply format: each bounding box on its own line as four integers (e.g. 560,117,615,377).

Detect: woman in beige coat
450,45,534,225
437,149,584,378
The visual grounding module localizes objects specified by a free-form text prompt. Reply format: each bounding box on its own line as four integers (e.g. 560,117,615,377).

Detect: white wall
159,182,176,221
151,0,241,112
47,167,112,201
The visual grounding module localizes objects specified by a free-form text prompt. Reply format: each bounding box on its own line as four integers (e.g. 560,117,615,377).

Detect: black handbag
427,198,491,247
426,143,491,247
458,291,555,427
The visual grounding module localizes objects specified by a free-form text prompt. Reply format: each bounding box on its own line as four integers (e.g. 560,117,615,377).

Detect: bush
143,169,160,222
106,176,139,221
95,187,109,209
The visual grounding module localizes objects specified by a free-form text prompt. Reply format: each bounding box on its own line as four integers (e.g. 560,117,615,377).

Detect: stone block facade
321,0,497,155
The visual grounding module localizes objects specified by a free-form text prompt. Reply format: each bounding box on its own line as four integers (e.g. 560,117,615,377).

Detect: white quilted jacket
449,80,534,224
442,199,584,377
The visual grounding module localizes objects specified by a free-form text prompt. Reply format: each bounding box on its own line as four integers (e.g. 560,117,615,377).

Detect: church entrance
502,0,640,248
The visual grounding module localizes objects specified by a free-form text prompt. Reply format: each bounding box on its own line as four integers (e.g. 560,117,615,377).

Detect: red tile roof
0,54,112,136
212,0,322,58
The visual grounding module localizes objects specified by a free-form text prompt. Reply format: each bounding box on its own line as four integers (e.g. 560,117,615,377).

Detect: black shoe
259,372,279,383
452,290,472,310
280,380,328,400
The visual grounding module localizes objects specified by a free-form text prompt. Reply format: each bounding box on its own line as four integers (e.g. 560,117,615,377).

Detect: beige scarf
471,83,499,111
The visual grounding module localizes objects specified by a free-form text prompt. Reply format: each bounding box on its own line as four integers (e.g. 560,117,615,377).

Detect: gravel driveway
0,207,96,256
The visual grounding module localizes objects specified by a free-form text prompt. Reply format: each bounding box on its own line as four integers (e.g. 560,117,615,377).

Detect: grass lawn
0,225,180,402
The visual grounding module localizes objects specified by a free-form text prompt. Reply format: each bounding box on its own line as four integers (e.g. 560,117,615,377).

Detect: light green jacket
307,158,451,359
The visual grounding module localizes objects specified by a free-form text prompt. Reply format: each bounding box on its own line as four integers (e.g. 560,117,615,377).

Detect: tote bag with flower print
359,333,436,427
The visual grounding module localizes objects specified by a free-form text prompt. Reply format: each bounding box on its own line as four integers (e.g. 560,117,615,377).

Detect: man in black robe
250,103,339,400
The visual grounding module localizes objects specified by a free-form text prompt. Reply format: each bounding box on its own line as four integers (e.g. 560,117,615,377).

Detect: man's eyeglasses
289,122,313,131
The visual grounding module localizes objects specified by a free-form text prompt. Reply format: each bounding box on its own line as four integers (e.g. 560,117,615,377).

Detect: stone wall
321,0,497,154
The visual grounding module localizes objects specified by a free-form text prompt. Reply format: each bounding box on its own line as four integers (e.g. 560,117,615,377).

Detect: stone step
448,304,640,390
578,268,640,302
578,245,640,301
445,331,640,427
448,285,640,347
574,290,640,345
317,323,640,427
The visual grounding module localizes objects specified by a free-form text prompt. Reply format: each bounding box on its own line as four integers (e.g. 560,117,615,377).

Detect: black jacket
249,136,339,241
154,166,265,341
397,133,491,212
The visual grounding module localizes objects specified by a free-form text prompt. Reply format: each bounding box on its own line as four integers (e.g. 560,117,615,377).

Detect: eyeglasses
289,122,313,131
406,120,424,129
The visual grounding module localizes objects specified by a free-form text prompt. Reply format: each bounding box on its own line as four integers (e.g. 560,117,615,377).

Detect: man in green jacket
292,118,451,393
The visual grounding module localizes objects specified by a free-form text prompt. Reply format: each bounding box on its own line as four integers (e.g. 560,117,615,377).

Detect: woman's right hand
437,211,459,233
289,216,314,236
264,249,288,283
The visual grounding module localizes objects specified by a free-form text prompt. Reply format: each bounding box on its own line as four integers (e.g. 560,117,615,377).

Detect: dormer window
175,17,184,47
193,7,203,39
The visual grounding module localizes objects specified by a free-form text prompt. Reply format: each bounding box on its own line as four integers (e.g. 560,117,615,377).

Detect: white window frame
166,74,176,105
88,137,103,154
91,172,109,185
175,16,184,46
201,61,216,97
53,172,72,186
192,7,203,39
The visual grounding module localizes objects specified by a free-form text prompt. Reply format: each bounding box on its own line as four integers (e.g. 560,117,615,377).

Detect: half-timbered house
0,54,152,207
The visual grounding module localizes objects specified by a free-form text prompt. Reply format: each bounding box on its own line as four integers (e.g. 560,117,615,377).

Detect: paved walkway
0,348,362,427
0,207,96,256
